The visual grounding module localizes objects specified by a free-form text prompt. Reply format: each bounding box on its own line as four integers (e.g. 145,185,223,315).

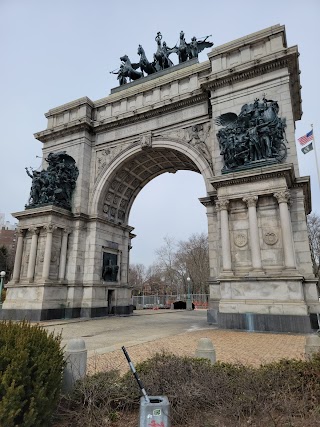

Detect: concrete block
63,338,87,392
195,337,216,363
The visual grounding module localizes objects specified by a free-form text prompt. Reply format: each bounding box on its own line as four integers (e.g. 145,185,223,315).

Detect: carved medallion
234,232,248,247
51,248,58,263
263,230,278,245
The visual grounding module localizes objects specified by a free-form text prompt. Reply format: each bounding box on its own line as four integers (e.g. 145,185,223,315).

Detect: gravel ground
87,327,306,375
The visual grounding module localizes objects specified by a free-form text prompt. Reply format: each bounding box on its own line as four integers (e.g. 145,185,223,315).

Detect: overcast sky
1,0,319,266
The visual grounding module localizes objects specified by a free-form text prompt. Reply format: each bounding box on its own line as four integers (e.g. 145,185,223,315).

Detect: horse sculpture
178,30,189,63
137,45,156,75
119,55,143,81
110,31,213,86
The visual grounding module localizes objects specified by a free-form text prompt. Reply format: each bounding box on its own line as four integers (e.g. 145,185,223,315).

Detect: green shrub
0,320,65,427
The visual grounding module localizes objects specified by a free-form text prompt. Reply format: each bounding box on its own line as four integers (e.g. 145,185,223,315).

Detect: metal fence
132,294,209,309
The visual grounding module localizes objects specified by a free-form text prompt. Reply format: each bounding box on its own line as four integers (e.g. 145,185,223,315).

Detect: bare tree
154,236,181,295
129,233,210,298
128,263,147,295
176,233,209,294
307,212,320,277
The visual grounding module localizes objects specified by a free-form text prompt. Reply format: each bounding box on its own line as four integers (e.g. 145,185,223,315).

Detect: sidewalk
41,308,180,327
40,309,308,376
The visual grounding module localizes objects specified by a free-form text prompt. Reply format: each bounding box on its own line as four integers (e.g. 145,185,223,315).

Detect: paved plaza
43,309,307,375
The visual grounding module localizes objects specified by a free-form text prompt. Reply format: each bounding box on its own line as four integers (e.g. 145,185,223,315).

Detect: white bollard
195,337,216,364
62,338,87,393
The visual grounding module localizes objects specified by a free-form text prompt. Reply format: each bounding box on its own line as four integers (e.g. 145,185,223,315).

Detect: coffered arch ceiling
99,147,202,226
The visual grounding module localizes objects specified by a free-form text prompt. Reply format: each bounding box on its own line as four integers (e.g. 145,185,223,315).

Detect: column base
0,305,134,321
220,270,234,278
207,308,218,324
217,312,313,333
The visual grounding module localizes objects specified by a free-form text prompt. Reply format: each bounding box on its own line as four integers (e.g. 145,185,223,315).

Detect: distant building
0,215,18,274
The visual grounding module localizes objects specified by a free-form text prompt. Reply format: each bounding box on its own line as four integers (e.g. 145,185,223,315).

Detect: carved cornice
93,93,209,134
12,205,74,223
35,93,209,144
210,164,295,190
35,120,93,143
201,49,302,121
202,58,290,91
199,190,217,208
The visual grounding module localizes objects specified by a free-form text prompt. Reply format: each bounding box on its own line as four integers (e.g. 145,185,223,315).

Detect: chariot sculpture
110,30,213,86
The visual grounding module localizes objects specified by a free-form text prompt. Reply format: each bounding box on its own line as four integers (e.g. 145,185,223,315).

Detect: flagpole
311,124,320,189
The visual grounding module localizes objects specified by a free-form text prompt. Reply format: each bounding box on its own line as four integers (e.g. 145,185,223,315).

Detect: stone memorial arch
3,25,319,332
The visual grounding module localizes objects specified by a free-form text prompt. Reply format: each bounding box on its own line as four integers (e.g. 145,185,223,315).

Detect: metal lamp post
186,276,192,311
0,271,5,307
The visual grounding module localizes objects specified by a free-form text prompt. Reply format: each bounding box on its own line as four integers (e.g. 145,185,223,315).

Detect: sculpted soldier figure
25,152,79,210
215,97,287,172
111,65,127,86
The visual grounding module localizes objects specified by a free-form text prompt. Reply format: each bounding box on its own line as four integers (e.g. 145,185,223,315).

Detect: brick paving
87,328,306,375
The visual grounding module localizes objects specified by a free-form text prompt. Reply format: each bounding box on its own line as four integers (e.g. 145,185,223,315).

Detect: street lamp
0,271,5,307
186,276,192,311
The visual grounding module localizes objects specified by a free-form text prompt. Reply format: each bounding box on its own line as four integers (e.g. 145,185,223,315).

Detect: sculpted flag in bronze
25,152,79,211
216,97,287,173
110,30,213,85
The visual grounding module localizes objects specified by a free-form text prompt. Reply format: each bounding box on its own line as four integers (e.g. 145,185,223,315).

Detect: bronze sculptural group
111,31,213,86
25,152,79,211
216,97,287,172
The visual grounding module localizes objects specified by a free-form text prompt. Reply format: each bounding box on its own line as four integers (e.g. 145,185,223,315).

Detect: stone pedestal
207,164,319,333
1,206,133,321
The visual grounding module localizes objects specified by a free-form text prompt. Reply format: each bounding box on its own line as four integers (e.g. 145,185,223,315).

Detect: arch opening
99,146,205,225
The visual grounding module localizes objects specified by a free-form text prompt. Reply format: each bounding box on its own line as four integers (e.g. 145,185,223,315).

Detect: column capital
63,227,72,235
216,199,230,211
274,190,290,204
44,224,57,233
243,195,258,208
28,226,40,235
16,227,25,237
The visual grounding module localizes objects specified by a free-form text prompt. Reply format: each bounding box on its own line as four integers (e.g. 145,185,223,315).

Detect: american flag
298,130,313,146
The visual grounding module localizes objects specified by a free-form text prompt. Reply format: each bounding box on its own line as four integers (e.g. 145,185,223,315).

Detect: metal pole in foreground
122,346,150,403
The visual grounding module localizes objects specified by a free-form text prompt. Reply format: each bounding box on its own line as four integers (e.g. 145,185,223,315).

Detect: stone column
243,196,262,270
27,227,39,281
42,224,56,280
59,228,71,280
12,228,25,283
274,190,296,269
217,199,232,271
